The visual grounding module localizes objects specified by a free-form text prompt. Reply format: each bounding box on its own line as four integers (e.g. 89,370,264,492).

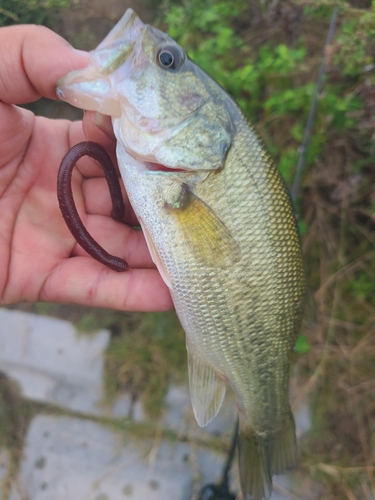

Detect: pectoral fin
165,183,240,267
187,344,226,427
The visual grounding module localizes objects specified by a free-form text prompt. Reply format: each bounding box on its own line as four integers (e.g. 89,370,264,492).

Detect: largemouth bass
56,10,307,500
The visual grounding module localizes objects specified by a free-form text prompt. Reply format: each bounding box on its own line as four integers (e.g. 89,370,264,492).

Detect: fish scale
56,9,307,500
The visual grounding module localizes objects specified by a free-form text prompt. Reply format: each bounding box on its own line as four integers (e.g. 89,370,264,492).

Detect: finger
71,216,153,269
82,111,116,150
0,103,34,173
67,120,119,179
0,25,90,104
66,121,106,178
82,177,138,225
0,116,74,218
41,259,173,312
68,120,87,145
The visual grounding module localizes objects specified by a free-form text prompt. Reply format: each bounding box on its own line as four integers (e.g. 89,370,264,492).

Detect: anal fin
187,345,226,427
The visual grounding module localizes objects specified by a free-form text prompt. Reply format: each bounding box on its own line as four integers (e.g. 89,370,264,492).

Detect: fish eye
157,46,184,70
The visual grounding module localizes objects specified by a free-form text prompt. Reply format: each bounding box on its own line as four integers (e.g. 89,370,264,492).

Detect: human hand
0,25,172,311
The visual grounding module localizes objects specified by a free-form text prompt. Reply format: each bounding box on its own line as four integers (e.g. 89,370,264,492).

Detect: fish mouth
120,146,191,174
144,161,190,173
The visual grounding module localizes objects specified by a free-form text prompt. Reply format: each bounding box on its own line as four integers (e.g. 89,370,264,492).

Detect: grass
3,1,375,498
0,374,47,498
291,148,375,497
104,310,187,417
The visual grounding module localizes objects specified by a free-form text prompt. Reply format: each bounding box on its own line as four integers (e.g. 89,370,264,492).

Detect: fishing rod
291,7,339,201
196,419,239,500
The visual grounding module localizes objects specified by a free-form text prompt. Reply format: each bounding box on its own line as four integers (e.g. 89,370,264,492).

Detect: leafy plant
160,0,368,188
333,4,375,77
0,0,68,28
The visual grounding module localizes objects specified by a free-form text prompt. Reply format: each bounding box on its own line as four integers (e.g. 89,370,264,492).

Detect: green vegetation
104,311,187,417
0,374,43,498
0,0,68,27
3,0,375,498
160,1,375,497
160,0,365,187
295,334,310,354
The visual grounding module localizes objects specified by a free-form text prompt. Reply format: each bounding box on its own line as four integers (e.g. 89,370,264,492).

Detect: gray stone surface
9,415,225,500
163,385,237,439
0,308,311,500
112,393,133,418
271,475,296,500
295,400,312,439
0,308,110,416
131,399,147,423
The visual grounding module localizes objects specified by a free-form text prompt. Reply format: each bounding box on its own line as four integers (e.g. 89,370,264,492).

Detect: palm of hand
0,25,172,312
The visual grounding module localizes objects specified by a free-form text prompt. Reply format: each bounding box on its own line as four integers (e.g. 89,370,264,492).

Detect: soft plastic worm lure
57,141,129,272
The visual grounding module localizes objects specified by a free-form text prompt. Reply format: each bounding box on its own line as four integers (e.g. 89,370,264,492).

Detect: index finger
0,24,90,104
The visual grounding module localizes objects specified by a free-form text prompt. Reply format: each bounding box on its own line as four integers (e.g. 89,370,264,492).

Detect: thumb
0,24,90,105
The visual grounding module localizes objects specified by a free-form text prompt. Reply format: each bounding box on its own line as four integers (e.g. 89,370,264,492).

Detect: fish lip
143,161,192,173
120,146,192,174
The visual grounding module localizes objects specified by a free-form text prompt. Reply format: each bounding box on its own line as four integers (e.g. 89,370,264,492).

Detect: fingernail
70,47,91,64
71,48,90,57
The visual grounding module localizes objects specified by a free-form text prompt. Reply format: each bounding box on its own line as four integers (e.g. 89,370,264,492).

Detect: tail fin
238,430,272,500
271,410,297,476
238,410,297,500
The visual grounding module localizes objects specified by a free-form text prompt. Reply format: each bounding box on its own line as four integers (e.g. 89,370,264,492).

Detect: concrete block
9,415,225,500
0,308,109,416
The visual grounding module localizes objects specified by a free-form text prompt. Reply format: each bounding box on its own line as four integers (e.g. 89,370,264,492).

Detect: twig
315,250,375,301
294,198,346,405
0,7,20,22
291,7,339,201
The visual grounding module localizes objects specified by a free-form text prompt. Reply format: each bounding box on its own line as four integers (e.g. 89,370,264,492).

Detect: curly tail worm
57,141,129,272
